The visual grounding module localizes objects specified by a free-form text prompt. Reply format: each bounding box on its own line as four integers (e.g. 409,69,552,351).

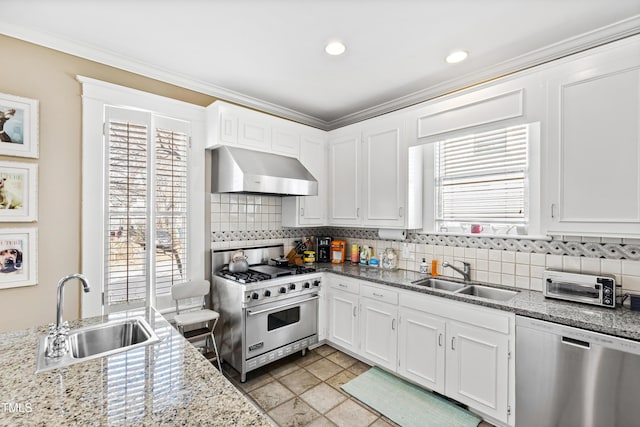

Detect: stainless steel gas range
211,244,321,382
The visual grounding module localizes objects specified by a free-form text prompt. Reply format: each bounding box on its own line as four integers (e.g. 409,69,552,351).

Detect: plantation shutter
435,124,529,224
105,107,189,309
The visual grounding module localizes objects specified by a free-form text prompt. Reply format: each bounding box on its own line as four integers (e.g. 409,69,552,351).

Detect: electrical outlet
402,243,410,259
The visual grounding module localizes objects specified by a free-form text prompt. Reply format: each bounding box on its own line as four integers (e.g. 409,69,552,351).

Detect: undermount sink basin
69,318,158,359
454,285,518,301
412,278,467,292
36,317,160,373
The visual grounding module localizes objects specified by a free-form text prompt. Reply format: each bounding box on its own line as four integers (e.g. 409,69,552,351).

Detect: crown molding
0,22,329,130
2,16,639,132
326,15,640,130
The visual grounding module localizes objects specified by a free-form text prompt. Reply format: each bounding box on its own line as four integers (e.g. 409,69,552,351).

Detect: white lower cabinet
325,274,514,426
397,306,446,394
360,297,397,371
328,277,360,353
445,320,510,423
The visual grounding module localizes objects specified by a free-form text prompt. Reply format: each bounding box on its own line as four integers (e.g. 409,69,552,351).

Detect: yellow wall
0,35,215,332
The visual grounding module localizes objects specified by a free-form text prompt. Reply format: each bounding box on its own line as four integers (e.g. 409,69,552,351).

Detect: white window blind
434,124,529,226
105,107,189,308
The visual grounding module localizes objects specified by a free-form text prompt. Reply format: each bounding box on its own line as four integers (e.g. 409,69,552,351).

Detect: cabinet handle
392,319,396,330
372,292,383,298
399,207,403,217
438,333,443,347
357,208,360,218
551,204,556,219
451,337,456,350
339,283,347,288
301,207,304,216
353,306,357,317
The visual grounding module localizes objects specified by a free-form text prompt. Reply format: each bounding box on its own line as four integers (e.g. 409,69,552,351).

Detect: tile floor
221,344,493,427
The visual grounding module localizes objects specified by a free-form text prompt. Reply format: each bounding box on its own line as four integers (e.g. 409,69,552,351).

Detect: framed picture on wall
0,93,39,159
0,227,37,289
0,161,37,222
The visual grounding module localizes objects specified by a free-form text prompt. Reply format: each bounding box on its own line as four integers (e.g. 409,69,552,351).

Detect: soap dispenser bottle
420,258,429,274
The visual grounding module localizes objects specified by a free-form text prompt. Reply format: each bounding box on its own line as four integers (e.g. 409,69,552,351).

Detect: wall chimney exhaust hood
211,146,318,196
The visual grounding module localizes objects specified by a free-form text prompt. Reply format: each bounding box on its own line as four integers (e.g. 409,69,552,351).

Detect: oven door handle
246,295,319,316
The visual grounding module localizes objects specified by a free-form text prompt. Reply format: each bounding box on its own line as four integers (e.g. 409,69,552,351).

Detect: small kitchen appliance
331,240,346,264
316,237,332,263
543,270,619,308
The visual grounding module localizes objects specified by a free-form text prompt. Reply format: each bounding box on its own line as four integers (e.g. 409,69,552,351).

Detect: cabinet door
328,290,359,353
318,285,328,341
360,297,397,370
272,124,300,157
299,133,326,225
237,112,271,151
328,133,361,226
398,306,445,393
362,118,407,227
545,40,640,237
446,321,510,424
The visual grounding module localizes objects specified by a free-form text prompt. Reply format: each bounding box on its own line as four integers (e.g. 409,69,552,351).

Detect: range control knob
303,282,310,289
279,287,287,294
604,298,612,305
264,290,271,297
251,292,259,300
289,283,296,290
313,280,320,287
604,288,612,296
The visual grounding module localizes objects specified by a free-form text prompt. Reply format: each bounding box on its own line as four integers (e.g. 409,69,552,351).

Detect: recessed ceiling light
325,41,346,56
445,50,468,64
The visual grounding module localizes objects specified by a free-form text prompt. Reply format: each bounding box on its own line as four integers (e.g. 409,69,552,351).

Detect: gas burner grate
217,269,272,283
294,266,316,274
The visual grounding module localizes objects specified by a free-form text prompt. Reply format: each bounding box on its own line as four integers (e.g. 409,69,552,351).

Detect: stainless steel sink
69,318,158,359
36,317,160,373
454,285,518,301
411,278,467,292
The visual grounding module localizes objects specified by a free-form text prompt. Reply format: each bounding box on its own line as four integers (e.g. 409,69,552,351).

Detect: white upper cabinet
271,121,300,157
362,117,407,228
328,124,362,226
282,128,327,227
543,37,640,238
328,117,420,229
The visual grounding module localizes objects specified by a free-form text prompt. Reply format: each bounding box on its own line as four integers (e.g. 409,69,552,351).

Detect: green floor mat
341,367,481,427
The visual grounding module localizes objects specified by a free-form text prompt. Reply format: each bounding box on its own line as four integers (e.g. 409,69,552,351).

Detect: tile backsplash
209,198,640,296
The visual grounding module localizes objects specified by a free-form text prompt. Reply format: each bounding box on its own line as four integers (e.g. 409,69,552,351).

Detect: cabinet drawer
361,284,398,304
330,276,359,294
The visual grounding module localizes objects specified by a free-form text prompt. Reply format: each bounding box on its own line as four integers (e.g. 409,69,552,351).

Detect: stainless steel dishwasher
516,315,640,427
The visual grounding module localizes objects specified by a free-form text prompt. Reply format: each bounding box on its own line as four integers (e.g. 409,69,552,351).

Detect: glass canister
382,248,397,270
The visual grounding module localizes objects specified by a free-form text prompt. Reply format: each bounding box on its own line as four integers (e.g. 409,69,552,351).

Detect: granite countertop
317,262,640,341
0,308,271,427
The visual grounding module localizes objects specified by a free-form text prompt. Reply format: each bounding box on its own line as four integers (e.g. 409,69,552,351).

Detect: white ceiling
1,1,639,129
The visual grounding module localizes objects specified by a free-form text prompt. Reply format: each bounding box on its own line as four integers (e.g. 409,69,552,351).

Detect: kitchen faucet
442,261,471,282
49,274,91,358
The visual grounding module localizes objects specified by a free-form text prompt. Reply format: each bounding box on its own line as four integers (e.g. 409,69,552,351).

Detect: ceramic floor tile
270,361,303,379
325,351,358,369
249,380,295,411
370,417,399,427
300,382,347,414
296,351,324,367
313,344,338,357
306,416,338,427
325,399,379,427
325,370,356,394
305,358,344,381
279,368,322,395
267,397,321,427
347,360,371,376
237,370,275,393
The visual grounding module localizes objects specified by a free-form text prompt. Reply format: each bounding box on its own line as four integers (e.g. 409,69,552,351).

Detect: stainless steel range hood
211,146,318,196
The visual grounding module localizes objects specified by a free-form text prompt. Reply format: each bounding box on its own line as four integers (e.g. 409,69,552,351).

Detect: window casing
434,124,530,235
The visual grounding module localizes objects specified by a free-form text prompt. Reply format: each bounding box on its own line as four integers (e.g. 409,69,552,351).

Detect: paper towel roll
378,228,407,241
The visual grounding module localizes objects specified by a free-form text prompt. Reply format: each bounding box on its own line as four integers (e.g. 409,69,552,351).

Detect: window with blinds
434,124,529,233
105,107,189,308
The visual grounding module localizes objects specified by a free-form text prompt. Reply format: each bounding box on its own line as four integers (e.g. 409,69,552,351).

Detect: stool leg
210,318,222,373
